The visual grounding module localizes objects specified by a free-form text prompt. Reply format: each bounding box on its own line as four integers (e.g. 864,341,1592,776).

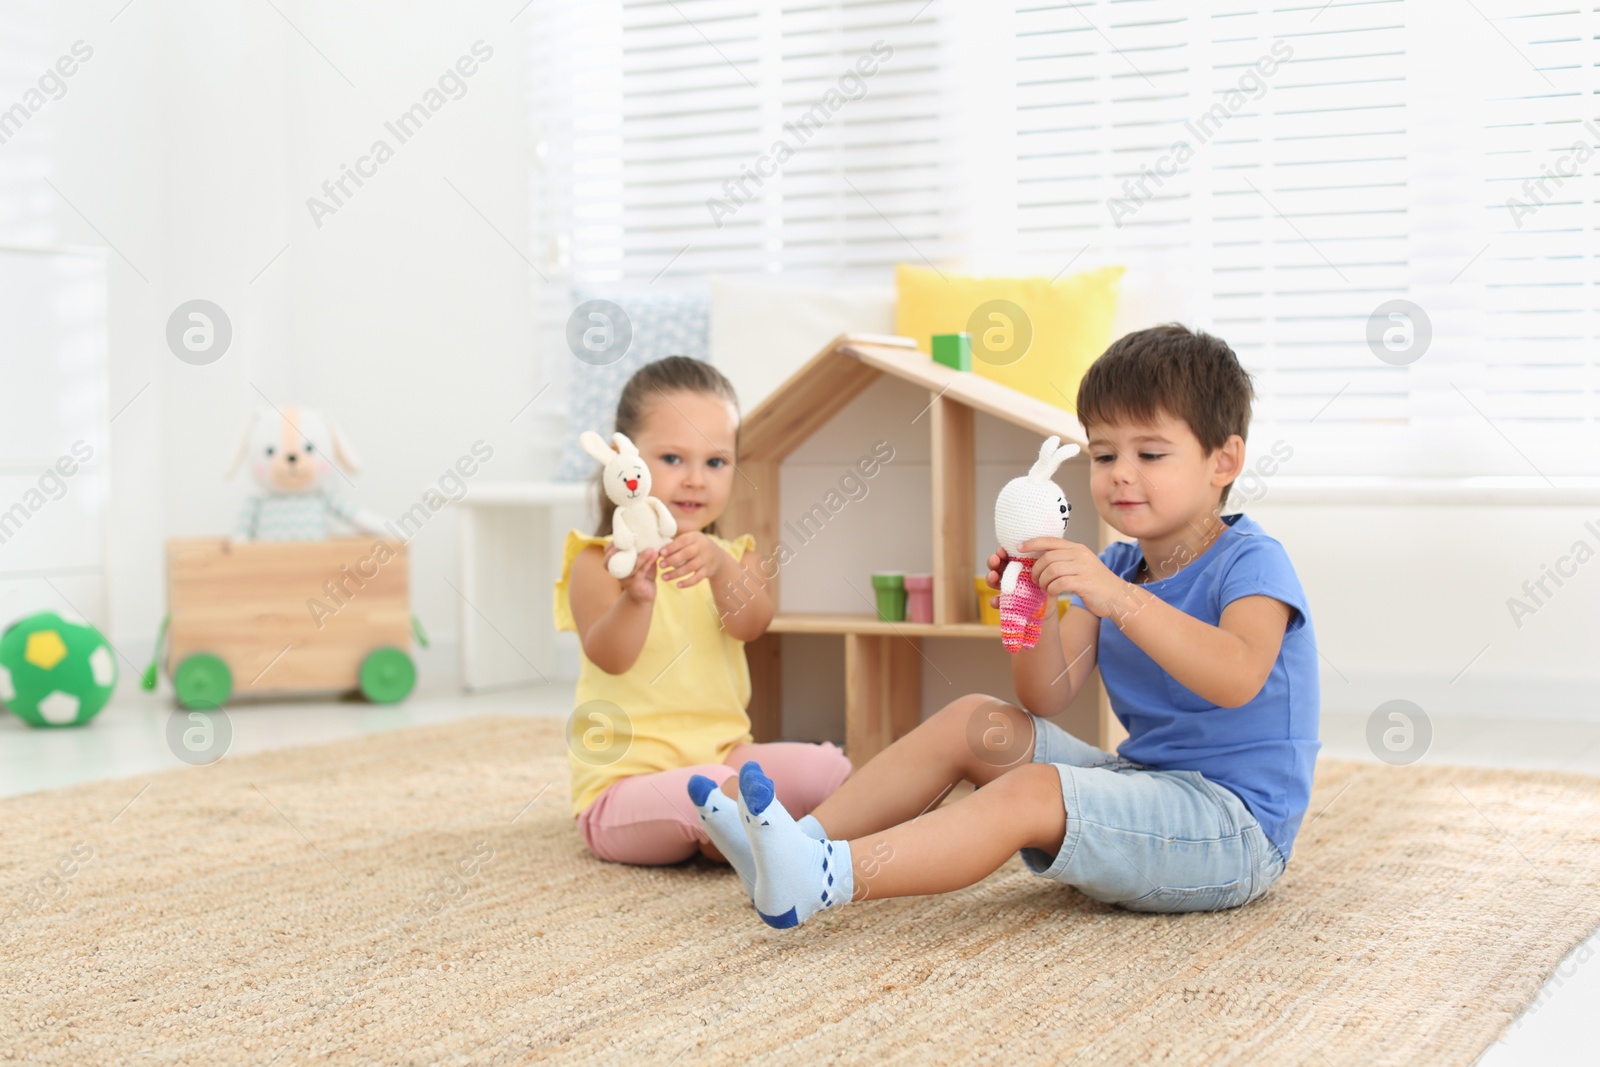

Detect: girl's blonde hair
591,355,741,538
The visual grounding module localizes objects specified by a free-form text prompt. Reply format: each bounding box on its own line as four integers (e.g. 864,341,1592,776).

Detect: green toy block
931,332,972,371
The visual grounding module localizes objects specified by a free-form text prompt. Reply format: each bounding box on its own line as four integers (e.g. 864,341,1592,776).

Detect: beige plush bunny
228,404,387,543
580,430,677,580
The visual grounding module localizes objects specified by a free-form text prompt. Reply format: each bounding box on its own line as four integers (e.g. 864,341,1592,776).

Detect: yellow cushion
894,263,1124,411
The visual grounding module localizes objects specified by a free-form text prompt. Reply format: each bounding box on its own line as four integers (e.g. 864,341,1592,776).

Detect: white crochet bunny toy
994,435,1081,652
580,430,677,580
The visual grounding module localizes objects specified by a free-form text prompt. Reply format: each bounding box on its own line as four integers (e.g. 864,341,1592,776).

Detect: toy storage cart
160,537,417,709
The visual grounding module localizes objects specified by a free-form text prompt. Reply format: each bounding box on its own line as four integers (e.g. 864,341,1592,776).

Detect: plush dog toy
994,435,1081,652
581,430,676,580
228,404,387,542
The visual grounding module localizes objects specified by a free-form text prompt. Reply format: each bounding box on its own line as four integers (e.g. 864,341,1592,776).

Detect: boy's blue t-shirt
1069,513,1320,861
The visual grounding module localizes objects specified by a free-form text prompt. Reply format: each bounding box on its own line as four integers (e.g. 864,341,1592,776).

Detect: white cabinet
0,244,110,626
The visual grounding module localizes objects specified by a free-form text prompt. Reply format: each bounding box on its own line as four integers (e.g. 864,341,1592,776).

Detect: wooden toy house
721,335,1127,767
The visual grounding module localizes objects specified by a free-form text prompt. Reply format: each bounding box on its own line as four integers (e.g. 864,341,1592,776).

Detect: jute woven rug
2,715,1597,1065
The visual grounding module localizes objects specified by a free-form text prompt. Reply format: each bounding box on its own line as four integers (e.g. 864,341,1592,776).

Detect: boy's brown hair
1075,323,1256,505
592,355,741,539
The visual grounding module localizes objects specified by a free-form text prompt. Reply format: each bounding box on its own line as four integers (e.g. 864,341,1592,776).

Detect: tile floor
2,674,1594,1064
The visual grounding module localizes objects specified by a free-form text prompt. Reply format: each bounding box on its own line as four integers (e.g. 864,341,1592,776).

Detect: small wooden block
931,332,972,371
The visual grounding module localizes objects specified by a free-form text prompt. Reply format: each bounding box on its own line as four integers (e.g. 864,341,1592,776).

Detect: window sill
1244,476,1600,507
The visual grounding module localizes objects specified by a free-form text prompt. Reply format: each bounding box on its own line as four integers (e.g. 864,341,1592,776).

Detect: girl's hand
1020,537,1128,619
659,531,728,588
984,545,1010,609
604,544,659,605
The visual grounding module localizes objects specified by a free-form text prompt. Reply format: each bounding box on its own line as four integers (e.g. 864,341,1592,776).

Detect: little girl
554,355,853,876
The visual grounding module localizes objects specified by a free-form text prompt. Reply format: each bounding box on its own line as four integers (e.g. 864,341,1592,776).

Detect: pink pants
575,740,853,866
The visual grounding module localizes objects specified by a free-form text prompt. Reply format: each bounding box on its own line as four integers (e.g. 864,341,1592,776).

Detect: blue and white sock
739,761,854,929
797,813,827,840
687,774,756,897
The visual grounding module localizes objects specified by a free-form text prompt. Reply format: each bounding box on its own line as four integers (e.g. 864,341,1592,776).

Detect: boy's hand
1020,537,1132,620
604,544,659,605
984,546,1009,609
659,531,729,588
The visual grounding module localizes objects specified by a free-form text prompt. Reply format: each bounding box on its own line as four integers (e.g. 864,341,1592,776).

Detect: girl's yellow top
553,528,758,817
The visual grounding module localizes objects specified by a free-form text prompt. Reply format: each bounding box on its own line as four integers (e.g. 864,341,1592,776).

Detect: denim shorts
1020,715,1288,913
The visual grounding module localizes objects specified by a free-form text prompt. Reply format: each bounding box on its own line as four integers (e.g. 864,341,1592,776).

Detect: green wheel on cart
360,647,415,704
174,653,232,711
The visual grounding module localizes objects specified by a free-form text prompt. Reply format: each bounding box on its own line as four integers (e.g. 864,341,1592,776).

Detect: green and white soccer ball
0,612,117,728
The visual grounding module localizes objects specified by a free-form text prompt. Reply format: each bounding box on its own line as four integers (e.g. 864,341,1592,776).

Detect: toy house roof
738,335,1089,463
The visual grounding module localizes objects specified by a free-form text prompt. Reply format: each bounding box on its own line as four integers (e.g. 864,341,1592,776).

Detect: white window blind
528,0,1599,476
0,10,112,624
525,0,954,435
1012,0,1600,476
1477,3,1599,427
528,0,951,287
0,0,57,248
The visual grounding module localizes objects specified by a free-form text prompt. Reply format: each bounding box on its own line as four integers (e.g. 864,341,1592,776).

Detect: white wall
5,1,555,663
1249,496,1600,721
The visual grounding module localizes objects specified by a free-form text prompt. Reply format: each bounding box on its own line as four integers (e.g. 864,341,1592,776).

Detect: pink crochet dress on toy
994,434,1081,654
999,556,1050,652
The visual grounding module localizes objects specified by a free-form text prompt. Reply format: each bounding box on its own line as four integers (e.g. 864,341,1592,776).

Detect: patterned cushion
556,287,711,482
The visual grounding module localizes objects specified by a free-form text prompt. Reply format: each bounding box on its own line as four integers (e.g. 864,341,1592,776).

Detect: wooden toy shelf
768,613,999,638
723,334,1123,768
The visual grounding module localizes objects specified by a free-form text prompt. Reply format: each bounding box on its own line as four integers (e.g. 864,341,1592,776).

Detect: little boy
687,323,1320,927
